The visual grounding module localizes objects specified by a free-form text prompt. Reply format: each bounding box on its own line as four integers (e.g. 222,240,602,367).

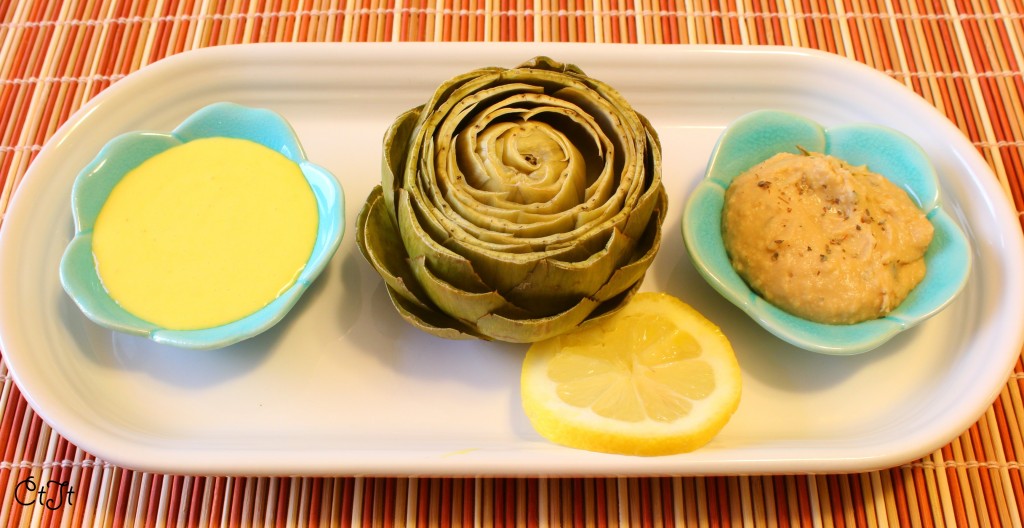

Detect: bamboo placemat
1,1,1022,526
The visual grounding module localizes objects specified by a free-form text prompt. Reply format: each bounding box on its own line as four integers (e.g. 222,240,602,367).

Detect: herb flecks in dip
721,151,934,325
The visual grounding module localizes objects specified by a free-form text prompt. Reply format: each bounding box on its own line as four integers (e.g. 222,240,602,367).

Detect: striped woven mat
2,1,1023,526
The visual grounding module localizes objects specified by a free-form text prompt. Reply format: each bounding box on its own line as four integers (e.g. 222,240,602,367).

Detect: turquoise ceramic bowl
682,110,971,355
59,102,345,350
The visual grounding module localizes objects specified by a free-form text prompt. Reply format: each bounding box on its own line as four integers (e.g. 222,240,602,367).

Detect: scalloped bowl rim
58,102,345,350
682,109,972,355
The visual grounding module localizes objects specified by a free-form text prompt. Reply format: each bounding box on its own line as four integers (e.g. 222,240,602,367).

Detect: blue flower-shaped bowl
682,110,971,355
59,102,345,350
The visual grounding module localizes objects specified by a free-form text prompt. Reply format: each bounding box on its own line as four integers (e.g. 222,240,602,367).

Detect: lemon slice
520,292,742,456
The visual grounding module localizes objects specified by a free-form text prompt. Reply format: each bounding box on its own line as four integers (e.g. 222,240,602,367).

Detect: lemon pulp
521,292,742,456
92,137,318,330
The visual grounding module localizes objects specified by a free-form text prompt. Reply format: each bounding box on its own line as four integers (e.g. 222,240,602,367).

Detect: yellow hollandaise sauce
92,137,319,330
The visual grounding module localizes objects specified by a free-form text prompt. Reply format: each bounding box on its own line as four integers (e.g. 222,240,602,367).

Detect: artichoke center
501,125,566,175
469,120,585,207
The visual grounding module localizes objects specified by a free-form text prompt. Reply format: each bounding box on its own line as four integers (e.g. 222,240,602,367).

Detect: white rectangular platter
2,43,1022,476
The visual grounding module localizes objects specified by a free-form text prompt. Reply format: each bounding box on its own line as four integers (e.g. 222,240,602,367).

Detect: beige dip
721,151,934,325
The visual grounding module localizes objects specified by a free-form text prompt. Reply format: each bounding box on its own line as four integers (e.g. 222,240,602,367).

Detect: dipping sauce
721,151,934,325
92,137,318,330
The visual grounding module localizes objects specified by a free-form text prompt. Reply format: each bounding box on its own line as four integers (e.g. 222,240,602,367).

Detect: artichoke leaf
475,295,600,344
356,186,434,311
435,83,544,142
455,119,521,194
438,224,617,294
383,284,484,341
574,278,644,326
427,176,630,256
408,139,537,253
440,185,586,244
500,225,633,314
416,72,521,152
618,181,666,241
420,67,505,122
443,185,580,243
592,204,665,302
517,56,588,77
442,160,582,230
497,74,634,158
408,255,508,323
398,72,514,205
553,85,635,134
411,161,541,254
424,177,660,277
440,239,541,294
438,198,622,262
442,71,618,178
382,106,423,218
499,66,598,100
538,225,615,260
396,188,496,293
361,187,500,340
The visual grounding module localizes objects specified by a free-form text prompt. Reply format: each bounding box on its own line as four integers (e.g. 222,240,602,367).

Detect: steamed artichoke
356,56,668,343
